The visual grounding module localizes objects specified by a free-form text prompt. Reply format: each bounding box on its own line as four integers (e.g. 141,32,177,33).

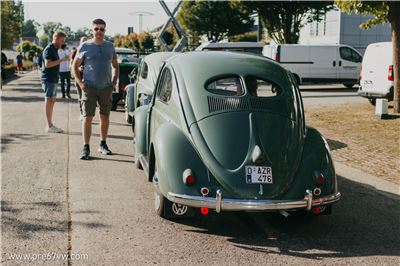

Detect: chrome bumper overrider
167,190,341,213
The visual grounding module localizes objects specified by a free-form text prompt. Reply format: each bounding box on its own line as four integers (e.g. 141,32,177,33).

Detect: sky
22,0,180,36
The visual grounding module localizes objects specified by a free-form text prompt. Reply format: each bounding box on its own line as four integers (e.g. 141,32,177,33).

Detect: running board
138,154,150,178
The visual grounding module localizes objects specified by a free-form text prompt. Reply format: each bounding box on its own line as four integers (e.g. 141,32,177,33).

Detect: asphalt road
1,72,399,265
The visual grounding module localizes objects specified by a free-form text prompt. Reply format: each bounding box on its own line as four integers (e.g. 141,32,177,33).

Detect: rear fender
153,123,208,198
125,84,136,115
286,127,337,199
133,106,149,156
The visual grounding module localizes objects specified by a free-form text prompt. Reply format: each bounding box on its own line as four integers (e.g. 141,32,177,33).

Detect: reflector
200,208,209,215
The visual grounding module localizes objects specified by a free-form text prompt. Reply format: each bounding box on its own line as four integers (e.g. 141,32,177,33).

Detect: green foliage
16,40,32,54
229,32,258,42
177,1,254,42
140,32,154,51
335,1,389,29
17,40,42,60
22,19,39,37
232,1,333,44
1,1,24,48
39,34,49,48
161,30,174,46
42,21,63,38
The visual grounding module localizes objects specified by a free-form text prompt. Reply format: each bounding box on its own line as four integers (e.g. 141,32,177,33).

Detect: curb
335,161,400,196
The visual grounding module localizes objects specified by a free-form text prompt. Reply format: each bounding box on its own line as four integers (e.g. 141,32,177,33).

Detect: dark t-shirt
40,43,60,83
16,54,23,64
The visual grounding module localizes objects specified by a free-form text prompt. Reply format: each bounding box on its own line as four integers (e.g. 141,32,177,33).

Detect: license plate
245,166,273,184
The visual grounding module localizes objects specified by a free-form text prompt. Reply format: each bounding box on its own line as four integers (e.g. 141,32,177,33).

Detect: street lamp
128,11,154,33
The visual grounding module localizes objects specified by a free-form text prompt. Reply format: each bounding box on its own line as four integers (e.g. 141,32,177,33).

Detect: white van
358,42,393,105
262,44,362,88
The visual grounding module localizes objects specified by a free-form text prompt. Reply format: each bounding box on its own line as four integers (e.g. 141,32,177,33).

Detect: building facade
298,8,391,55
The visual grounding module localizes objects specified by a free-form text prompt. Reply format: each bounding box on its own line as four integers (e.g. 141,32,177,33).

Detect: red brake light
183,169,195,186
388,65,393,81
312,207,322,215
200,207,209,215
316,175,326,186
185,175,195,186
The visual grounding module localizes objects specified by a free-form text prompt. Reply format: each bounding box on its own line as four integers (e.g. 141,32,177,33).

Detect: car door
338,46,362,81
148,67,174,149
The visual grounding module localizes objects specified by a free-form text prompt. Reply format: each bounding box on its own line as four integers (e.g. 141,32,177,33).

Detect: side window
140,62,148,79
351,49,362,63
244,76,282,98
340,47,361,63
340,47,353,62
157,68,173,104
206,76,243,96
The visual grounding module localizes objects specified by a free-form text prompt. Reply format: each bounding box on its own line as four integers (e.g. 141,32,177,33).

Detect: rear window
206,76,244,96
244,76,282,98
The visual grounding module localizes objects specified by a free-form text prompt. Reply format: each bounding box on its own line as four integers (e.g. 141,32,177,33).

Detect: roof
197,42,264,51
115,47,136,54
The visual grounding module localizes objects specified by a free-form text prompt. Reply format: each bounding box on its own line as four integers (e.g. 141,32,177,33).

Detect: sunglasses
94,27,105,32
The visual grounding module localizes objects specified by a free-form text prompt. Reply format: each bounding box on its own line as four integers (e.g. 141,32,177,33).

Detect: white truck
262,44,362,88
357,42,393,105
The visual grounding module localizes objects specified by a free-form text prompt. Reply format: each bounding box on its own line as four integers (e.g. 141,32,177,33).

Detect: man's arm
111,57,119,90
72,56,86,90
45,55,68,68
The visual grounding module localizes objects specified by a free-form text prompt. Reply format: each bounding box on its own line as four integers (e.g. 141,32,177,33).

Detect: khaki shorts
81,86,112,116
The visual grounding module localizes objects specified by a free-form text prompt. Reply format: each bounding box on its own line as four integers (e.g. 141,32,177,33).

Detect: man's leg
45,97,56,127
60,73,66,98
99,114,109,141
66,72,71,97
82,116,93,145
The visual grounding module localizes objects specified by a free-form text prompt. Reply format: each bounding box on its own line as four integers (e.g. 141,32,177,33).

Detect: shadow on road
1,200,110,240
326,139,347,151
176,177,400,259
1,133,50,152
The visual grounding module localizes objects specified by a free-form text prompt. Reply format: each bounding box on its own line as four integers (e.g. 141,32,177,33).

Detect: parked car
125,52,176,124
133,51,341,219
111,48,140,111
263,44,362,88
358,42,393,105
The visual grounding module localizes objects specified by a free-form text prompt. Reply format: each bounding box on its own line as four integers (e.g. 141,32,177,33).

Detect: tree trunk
390,2,400,113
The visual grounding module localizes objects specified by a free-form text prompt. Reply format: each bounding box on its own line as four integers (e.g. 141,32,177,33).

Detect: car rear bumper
358,87,392,99
167,190,341,213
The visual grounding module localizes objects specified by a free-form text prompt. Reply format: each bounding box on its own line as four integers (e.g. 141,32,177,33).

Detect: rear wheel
368,98,376,106
153,163,194,219
344,83,355,89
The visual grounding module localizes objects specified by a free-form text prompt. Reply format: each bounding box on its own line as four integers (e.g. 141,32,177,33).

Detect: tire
368,98,376,106
344,83,355,89
153,162,194,219
111,93,120,111
125,110,133,124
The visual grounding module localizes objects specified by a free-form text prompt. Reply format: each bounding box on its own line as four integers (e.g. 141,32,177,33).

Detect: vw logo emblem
172,203,188,215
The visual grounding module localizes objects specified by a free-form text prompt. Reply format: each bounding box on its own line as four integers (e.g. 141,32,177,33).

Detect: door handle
339,60,342,67
333,61,336,67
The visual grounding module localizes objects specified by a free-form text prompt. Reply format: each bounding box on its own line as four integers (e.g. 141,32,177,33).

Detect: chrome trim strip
167,190,341,212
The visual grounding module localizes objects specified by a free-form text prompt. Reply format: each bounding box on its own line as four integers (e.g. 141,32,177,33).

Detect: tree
42,21,63,38
39,34,49,48
1,1,24,48
16,40,32,55
231,1,333,44
139,32,154,51
22,19,39,37
336,1,400,113
177,1,254,42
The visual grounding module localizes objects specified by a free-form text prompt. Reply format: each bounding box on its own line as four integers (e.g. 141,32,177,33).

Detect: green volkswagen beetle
133,51,341,219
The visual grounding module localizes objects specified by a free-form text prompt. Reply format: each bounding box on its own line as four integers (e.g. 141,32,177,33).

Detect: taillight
274,46,281,62
316,174,326,186
388,65,393,81
200,207,209,215
182,169,195,186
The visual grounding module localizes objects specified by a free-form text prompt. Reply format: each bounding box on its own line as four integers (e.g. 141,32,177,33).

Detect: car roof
115,47,135,54
143,52,177,84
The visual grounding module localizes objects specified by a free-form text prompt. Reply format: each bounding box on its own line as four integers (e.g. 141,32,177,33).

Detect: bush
3,64,16,79
22,60,33,70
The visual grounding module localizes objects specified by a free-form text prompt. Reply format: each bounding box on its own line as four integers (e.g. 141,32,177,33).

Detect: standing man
71,36,88,120
72,19,119,160
16,52,23,73
58,44,71,98
42,31,69,133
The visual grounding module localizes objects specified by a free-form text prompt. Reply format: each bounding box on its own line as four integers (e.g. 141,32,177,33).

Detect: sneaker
98,143,112,155
47,124,63,133
80,145,90,160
